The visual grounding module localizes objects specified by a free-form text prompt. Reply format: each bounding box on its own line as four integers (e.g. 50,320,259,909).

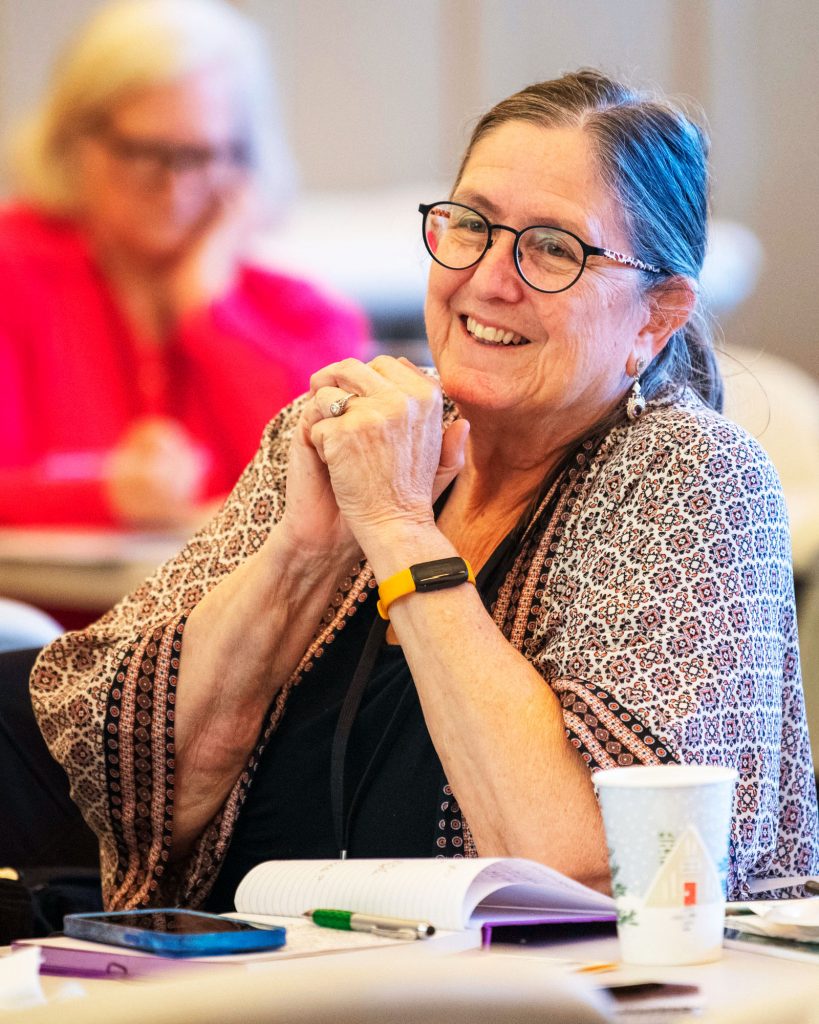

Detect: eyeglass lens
422,202,586,293
103,132,246,189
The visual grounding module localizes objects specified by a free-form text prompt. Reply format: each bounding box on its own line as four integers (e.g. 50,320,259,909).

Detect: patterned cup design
595,765,737,965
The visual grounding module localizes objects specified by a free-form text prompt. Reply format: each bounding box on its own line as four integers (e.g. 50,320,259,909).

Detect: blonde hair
9,0,296,218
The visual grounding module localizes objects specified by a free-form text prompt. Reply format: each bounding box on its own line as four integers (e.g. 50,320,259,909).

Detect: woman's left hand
308,355,468,551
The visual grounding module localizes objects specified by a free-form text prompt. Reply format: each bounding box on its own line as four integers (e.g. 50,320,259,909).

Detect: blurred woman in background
0,0,369,530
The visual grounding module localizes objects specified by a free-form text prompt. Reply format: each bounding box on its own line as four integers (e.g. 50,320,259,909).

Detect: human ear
634,276,697,363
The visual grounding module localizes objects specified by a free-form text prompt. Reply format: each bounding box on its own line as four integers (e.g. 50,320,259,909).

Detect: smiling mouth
463,316,531,346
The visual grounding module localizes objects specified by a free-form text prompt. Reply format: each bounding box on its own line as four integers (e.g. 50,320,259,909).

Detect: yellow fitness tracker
376,557,476,620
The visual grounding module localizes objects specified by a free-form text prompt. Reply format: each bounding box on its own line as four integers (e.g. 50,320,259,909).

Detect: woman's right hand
276,397,362,567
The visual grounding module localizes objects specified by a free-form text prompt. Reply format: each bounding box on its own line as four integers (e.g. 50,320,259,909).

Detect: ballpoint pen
304,908,435,940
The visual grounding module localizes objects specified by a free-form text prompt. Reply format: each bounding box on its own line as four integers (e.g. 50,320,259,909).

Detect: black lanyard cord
336,657,415,859
330,612,388,858
328,521,520,860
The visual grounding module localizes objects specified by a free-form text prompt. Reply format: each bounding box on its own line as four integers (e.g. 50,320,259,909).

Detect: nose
468,226,524,302
147,161,212,213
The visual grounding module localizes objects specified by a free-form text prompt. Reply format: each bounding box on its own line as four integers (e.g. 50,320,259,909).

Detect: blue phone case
64,909,287,957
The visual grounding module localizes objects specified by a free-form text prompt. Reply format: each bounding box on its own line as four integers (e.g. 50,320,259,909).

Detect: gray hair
8,0,296,220
455,69,722,412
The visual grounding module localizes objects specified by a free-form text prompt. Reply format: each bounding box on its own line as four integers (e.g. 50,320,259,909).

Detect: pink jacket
0,205,370,525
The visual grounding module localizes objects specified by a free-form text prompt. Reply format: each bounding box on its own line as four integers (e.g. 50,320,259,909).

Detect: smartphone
64,909,286,957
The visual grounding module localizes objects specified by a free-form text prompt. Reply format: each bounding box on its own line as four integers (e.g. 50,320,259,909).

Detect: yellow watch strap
376,567,416,620
376,559,476,620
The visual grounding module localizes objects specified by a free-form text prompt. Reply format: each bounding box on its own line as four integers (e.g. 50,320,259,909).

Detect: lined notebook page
234,858,613,932
462,859,614,921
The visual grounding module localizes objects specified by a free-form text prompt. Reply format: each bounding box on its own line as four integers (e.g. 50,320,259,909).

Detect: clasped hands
280,356,470,566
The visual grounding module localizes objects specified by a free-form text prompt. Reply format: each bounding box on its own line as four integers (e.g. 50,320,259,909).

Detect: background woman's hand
105,416,209,528
164,180,255,321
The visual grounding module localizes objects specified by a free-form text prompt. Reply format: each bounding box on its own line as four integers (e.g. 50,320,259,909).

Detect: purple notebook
480,913,617,949
12,937,279,979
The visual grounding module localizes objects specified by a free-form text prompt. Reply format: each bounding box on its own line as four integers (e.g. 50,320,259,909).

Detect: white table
8,932,819,1023
483,932,819,1017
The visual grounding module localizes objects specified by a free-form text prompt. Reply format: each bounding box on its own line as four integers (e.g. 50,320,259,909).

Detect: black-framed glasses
97,125,249,189
419,201,665,294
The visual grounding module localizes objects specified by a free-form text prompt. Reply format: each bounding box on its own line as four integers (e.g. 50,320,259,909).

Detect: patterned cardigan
31,387,819,908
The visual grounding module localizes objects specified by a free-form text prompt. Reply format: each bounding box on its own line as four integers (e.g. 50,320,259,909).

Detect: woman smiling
31,70,817,910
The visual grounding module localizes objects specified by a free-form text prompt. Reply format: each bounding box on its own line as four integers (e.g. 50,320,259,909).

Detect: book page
465,861,614,922
234,858,614,932
235,859,479,930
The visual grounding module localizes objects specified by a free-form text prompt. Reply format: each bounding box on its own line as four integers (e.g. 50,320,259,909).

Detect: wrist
167,266,237,326
167,284,213,327
359,520,457,584
377,556,476,620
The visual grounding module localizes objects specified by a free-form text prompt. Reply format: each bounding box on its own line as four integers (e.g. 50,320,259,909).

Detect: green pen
304,908,435,940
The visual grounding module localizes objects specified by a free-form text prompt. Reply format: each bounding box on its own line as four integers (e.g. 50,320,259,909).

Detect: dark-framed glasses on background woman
96,125,249,190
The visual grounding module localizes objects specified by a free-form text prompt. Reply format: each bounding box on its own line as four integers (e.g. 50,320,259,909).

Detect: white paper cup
594,764,737,966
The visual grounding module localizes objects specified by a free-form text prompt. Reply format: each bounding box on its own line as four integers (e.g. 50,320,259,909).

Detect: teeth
465,316,525,345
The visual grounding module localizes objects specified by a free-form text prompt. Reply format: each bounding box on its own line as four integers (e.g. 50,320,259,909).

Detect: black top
206,526,520,914
206,597,443,911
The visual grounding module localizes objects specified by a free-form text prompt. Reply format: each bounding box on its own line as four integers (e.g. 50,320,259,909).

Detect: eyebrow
450,189,590,240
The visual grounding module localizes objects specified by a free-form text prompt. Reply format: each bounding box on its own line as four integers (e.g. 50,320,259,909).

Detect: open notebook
234,857,616,936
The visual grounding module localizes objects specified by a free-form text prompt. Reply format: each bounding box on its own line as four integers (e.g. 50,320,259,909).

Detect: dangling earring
626,357,647,421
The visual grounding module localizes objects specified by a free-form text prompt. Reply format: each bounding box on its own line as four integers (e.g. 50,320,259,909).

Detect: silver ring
329,391,357,417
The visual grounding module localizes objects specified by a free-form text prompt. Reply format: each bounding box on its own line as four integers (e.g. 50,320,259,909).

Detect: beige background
0,0,817,377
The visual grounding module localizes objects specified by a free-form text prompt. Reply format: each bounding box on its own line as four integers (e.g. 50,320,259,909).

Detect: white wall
1,0,816,375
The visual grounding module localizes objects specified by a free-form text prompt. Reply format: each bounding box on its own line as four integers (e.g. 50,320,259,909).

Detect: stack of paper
725,897,819,960
726,897,819,940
